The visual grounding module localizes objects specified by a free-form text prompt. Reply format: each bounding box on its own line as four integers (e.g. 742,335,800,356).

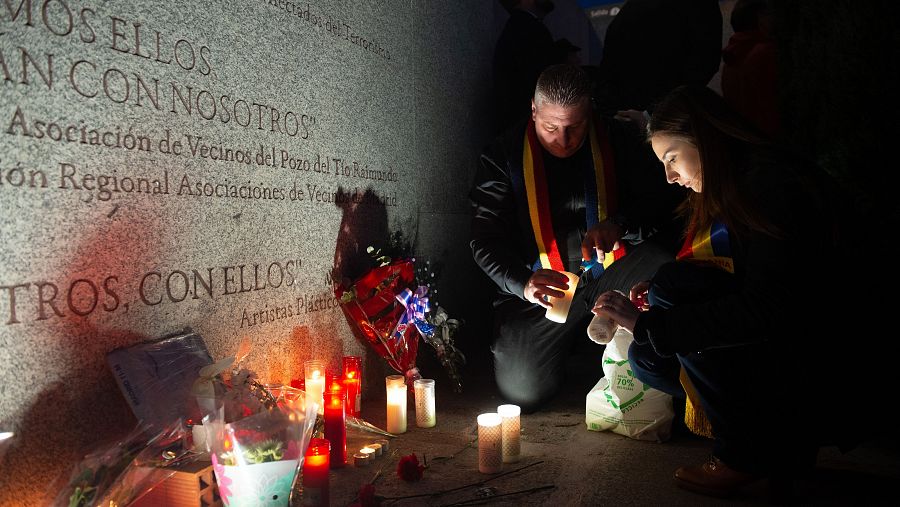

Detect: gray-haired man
470,64,684,411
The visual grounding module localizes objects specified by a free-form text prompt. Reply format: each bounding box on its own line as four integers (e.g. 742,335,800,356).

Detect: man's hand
524,269,569,308
581,220,624,264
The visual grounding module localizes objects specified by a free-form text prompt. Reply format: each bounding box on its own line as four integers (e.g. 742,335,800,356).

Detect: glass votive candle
342,355,362,417
303,438,330,506
323,387,346,468
304,360,326,414
385,375,407,434
414,379,436,428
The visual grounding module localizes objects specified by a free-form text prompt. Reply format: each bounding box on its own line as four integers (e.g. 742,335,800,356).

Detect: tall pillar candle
385,375,407,434
304,360,326,414
302,438,330,507
497,404,521,463
342,356,362,417
414,379,436,428
323,386,346,468
477,413,502,474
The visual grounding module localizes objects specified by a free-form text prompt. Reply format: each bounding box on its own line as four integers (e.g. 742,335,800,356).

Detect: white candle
385,375,407,434
353,452,371,467
477,413,502,474
359,446,376,459
414,379,436,428
545,271,579,323
375,439,390,455
304,360,325,414
497,404,521,463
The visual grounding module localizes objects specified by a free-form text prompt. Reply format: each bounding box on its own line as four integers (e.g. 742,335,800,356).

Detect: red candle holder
323,385,347,468
303,438,330,506
342,356,362,417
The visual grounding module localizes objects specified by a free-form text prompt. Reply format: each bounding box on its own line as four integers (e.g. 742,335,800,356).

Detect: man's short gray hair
534,64,593,108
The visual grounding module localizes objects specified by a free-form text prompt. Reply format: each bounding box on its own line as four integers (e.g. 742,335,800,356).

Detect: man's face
531,98,591,158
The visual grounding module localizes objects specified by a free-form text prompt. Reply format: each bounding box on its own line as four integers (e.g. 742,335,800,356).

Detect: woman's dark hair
647,85,780,237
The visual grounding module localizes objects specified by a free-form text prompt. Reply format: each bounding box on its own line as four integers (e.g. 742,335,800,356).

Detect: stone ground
295,350,900,506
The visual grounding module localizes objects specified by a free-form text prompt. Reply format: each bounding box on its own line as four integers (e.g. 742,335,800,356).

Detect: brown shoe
674,456,760,498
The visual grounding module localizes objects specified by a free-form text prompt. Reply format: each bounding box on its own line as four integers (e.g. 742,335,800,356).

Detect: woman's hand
524,269,569,309
630,281,651,311
592,290,640,332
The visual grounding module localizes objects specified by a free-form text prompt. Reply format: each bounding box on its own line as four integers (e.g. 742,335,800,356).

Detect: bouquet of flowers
52,420,197,507
334,233,466,391
193,357,317,507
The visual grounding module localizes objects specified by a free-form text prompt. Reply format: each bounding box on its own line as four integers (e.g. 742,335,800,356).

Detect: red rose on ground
396,453,425,482
350,483,381,507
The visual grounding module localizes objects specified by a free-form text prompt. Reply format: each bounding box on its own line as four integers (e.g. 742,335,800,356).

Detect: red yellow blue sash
675,219,733,439
676,221,734,273
522,117,626,273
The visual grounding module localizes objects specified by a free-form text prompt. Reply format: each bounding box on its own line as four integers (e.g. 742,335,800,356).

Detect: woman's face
650,134,702,193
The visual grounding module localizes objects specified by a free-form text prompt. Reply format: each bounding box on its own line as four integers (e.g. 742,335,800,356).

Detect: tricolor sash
676,220,734,439
519,117,627,275
676,221,734,273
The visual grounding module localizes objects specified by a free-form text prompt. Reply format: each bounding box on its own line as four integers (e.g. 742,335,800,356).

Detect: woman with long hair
593,85,843,498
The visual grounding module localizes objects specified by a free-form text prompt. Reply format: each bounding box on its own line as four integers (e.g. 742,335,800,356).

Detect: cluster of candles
386,375,437,434
352,438,391,467
477,404,521,474
299,357,441,506
301,357,438,458
298,357,363,473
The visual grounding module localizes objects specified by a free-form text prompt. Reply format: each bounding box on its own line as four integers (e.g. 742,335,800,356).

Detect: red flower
396,453,425,482
350,483,382,507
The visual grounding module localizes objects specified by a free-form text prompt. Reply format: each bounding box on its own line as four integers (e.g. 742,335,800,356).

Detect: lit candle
359,446,376,458
323,383,346,468
477,413,502,474
544,271,579,323
342,356,362,417
304,360,326,414
0,432,15,462
302,438,330,506
414,378,436,428
385,375,407,434
368,443,383,456
497,404,521,463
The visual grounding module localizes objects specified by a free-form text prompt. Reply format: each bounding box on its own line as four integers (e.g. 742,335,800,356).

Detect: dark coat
470,117,685,302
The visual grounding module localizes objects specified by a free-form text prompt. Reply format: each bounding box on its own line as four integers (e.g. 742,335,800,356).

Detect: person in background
594,0,722,116
492,0,563,134
721,0,780,138
593,85,844,498
471,64,684,412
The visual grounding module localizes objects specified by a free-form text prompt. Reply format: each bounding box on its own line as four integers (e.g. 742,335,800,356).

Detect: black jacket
470,117,684,301
633,148,840,355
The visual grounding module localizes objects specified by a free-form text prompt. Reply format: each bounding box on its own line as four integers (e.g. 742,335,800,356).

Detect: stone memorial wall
0,0,494,500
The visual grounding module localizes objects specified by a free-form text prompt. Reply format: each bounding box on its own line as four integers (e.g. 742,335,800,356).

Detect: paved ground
307,353,900,506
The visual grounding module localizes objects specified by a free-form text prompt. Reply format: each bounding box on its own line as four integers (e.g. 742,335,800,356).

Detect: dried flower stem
380,461,544,503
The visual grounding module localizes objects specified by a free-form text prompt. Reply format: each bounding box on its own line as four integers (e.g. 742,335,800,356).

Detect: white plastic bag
585,329,674,442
